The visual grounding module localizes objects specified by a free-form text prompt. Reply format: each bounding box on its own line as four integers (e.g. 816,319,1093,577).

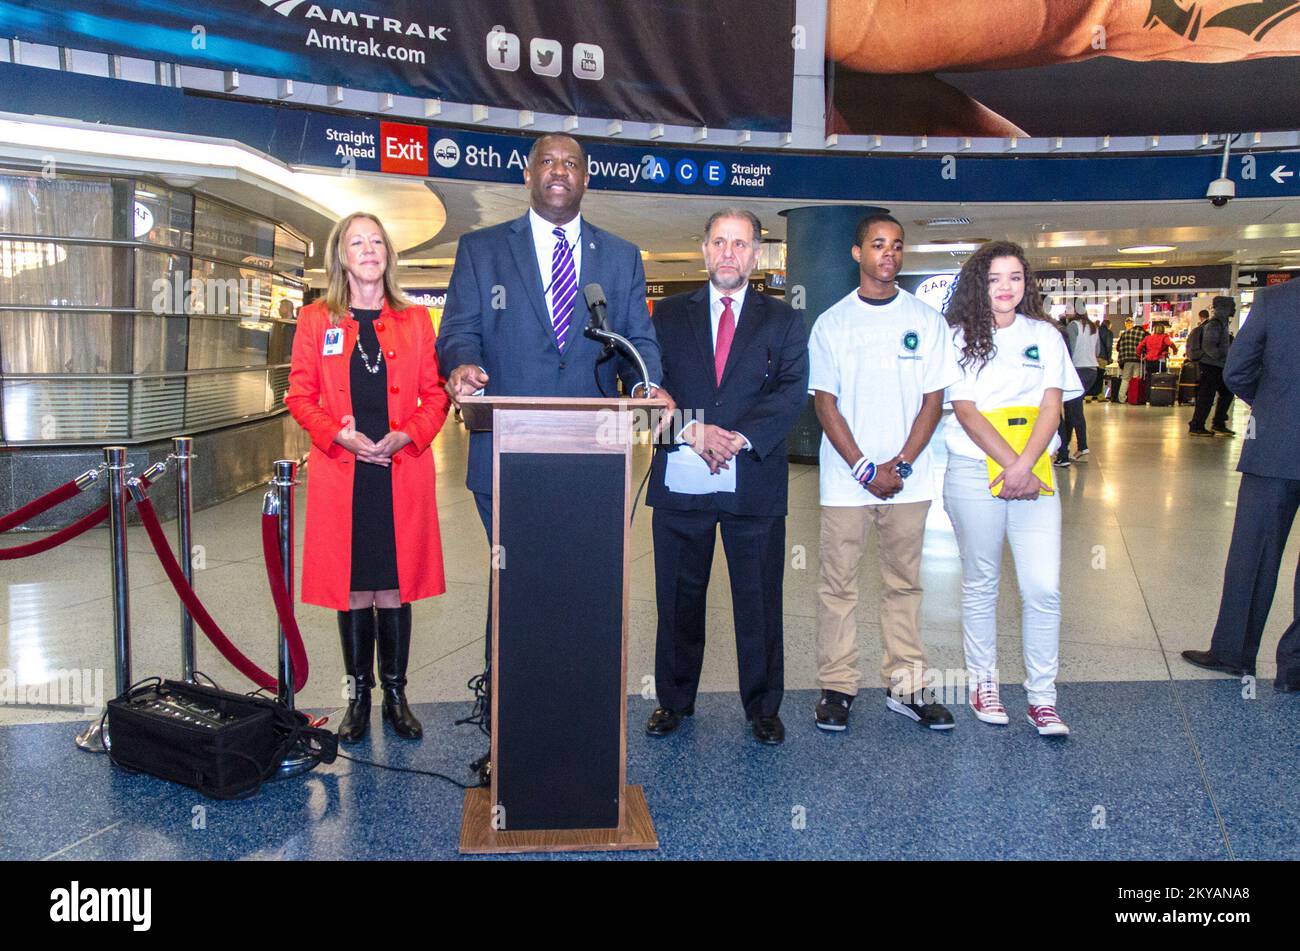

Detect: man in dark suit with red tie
645,209,809,744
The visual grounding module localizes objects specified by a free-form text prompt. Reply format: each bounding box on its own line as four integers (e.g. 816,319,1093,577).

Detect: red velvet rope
0,472,151,560
135,495,307,693
0,479,81,533
260,513,311,693
0,504,108,560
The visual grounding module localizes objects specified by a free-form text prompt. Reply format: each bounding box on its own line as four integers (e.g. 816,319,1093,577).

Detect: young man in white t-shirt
807,214,963,732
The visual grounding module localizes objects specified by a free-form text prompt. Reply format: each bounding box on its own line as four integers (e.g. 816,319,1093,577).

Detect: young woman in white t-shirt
941,241,1083,737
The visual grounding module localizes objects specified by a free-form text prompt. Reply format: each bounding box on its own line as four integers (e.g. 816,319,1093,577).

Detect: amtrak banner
0,0,795,131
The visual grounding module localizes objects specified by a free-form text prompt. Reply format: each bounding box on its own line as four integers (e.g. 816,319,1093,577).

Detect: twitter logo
530,38,562,77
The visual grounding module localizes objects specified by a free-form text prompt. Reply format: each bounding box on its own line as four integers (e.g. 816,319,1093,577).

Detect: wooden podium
457,396,661,854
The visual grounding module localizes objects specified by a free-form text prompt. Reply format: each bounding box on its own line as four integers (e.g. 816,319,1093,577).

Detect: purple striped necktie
550,226,576,351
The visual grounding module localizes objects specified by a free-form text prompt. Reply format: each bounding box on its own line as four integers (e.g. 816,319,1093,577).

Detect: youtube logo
379,122,428,176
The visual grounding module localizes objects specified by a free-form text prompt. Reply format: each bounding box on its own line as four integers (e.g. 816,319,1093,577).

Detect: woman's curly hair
943,240,1059,373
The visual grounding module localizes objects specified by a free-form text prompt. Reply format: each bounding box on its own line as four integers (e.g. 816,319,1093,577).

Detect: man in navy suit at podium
644,209,809,745
437,134,671,759
438,133,672,531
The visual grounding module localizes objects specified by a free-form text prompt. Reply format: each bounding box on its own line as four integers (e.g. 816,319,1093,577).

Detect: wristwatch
896,459,913,479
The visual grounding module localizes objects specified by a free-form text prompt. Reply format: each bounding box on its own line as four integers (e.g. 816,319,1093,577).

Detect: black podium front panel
496,452,625,831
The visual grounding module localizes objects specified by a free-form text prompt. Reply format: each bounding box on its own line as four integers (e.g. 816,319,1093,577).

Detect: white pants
941,455,1062,706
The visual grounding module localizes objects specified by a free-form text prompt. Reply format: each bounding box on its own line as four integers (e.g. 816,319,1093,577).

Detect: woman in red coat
285,212,449,743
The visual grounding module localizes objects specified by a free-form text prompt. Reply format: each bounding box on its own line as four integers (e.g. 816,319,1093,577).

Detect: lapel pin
589,242,595,249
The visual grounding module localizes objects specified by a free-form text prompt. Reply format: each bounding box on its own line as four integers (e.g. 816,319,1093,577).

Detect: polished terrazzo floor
2,399,1297,859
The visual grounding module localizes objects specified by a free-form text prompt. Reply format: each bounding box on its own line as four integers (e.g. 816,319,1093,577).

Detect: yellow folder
981,405,1055,497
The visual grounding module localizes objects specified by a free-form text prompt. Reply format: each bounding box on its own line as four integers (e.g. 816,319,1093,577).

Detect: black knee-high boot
336,608,375,743
377,604,422,739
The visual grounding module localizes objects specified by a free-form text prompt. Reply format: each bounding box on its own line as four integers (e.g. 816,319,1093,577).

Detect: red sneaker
970,680,1009,725
1027,705,1070,736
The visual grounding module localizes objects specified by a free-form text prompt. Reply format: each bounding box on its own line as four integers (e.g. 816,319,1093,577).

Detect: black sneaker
1188,428,1215,438
1052,455,1071,468
886,689,956,730
814,689,854,732
1212,426,1236,437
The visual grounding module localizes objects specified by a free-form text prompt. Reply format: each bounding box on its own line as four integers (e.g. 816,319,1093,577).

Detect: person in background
1088,307,1113,402
1186,308,1210,362
1114,317,1145,404
808,213,962,733
285,212,450,743
943,241,1081,737
1182,278,1300,691
1138,321,1175,387
1188,296,1237,437
1054,310,1097,467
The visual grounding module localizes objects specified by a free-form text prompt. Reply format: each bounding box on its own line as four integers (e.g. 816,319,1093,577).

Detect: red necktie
715,296,735,385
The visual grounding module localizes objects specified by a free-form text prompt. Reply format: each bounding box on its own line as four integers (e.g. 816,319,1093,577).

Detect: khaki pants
816,501,931,696
1120,360,1143,401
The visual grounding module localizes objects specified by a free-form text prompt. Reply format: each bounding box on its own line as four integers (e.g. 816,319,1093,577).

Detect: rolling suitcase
1149,361,1177,407
1126,376,1146,405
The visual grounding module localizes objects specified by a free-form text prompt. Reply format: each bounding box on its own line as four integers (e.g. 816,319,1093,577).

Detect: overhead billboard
826,0,1300,136
0,0,796,131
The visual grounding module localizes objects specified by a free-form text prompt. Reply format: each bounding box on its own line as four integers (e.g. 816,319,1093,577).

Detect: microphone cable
333,750,480,789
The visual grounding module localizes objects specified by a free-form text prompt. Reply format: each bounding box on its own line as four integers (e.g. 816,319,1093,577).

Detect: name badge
322,328,344,356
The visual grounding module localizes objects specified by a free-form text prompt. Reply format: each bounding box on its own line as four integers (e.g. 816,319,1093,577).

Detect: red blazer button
386,350,396,359
389,385,400,394
375,321,386,332
389,419,399,429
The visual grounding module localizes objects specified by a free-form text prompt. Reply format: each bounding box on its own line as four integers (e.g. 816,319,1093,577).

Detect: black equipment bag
107,678,337,800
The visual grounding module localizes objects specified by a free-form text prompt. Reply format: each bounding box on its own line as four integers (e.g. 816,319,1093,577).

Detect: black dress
348,308,399,591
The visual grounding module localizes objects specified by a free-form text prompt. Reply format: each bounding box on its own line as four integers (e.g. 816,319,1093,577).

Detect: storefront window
136,248,192,314
192,198,274,265
0,311,118,374
190,257,273,317
273,224,308,276
1,172,308,444
0,240,120,308
0,171,114,239
133,314,188,374
133,184,193,250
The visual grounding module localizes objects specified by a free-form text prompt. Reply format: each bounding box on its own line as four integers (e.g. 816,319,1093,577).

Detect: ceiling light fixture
1119,245,1176,253
908,242,985,254
1091,260,1167,267
915,216,972,227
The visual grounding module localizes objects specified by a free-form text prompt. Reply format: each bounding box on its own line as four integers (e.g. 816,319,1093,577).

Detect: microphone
583,283,608,332
581,282,652,397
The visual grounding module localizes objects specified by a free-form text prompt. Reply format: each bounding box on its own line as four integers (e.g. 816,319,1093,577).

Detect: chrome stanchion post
76,446,132,752
269,459,311,777
173,436,196,682
273,459,298,709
